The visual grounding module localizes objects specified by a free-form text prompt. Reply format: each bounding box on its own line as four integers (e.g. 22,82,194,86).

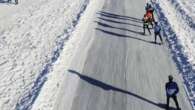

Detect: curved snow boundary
152,2,195,109
167,0,195,29
15,0,89,110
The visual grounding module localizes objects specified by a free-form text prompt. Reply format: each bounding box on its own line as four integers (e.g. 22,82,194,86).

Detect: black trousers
154,32,163,43
143,25,151,34
167,95,180,110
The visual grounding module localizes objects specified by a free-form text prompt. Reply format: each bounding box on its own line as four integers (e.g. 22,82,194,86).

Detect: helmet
168,75,173,81
146,3,151,7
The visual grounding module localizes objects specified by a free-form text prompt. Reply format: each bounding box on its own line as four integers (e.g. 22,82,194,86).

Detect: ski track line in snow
152,2,195,110
15,0,90,110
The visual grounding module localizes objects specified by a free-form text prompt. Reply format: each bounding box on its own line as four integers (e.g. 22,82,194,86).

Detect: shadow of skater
97,17,143,28
0,0,5,3
1,0,18,4
97,11,143,23
99,11,143,21
96,28,160,45
95,21,143,35
68,69,177,110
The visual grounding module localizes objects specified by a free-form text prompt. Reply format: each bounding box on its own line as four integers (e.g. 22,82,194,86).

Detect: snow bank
171,0,195,22
31,0,106,109
151,0,195,109
0,0,89,110
166,0,195,28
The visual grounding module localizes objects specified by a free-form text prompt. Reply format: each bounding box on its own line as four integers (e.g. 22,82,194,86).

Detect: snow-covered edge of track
152,1,195,109
166,0,195,29
15,0,90,110
31,0,105,110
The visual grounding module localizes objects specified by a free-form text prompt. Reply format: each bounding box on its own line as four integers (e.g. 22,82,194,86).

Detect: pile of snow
0,0,89,109
152,0,195,109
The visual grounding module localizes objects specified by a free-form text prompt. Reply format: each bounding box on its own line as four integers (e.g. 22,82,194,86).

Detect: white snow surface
0,0,88,109
177,0,195,20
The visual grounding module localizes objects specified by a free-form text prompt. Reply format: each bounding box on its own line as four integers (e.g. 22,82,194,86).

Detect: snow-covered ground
176,0,195,21
1,0,195,110
152,0,195,109
0,0,89,109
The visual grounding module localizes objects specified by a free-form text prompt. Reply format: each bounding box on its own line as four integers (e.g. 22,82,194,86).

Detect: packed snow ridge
152,0,195,109
0,0,89,109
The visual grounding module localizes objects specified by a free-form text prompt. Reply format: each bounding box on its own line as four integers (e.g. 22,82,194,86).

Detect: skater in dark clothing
145,3,151,11
15,0,18,5
165,75,180,110
154,22,163,44
142,14,151,35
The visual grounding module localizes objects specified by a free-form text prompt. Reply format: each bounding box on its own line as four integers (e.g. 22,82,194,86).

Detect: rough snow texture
152,0,195,109
0,0,88,110
176,0,195,21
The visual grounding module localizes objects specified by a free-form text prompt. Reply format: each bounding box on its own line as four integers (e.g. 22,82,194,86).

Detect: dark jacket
165,81,179,97
154,24,161,34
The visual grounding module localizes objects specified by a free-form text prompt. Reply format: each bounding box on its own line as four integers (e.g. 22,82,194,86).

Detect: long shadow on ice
95,28,161,45
95,21,143,35
68,69,177,110
97,11,143,24
0,0,17,4
97,17,143,28
0,0,7,3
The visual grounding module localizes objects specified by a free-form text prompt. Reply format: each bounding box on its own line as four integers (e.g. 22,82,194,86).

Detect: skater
145,3,155,22
15,0,18,5
142,14,151,35
165,75,180,110
154,22,163,44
